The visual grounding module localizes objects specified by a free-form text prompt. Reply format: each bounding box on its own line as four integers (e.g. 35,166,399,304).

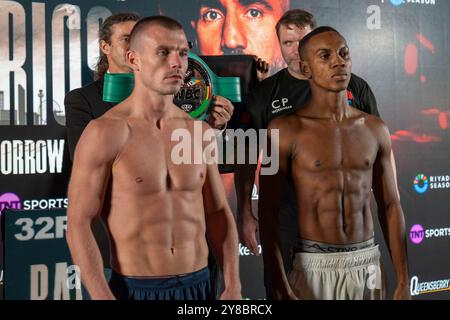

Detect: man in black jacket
65,12,140,160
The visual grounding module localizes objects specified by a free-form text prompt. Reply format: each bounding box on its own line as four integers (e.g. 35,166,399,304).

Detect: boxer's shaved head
129,16,184,52
298,26,344,60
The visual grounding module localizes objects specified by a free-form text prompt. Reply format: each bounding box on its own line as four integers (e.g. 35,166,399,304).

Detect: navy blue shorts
109,267,213,300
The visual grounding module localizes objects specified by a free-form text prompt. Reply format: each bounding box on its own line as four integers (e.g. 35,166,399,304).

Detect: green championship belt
103,52,241,120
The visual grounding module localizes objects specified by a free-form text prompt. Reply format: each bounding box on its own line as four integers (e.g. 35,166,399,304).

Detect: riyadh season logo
409,224,450,244
410,276,450,296
383,0,436,6
413,173,450,194
413,174,429,194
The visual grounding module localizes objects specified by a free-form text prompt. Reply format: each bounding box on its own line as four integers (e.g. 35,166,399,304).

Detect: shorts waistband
292,245,380,270
110,267,210,289
293,237,375,254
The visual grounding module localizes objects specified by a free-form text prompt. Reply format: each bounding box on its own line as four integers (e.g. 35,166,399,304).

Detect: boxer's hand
208,95,234,130
237,211,260,256
254,56,270,82
394,285,412,300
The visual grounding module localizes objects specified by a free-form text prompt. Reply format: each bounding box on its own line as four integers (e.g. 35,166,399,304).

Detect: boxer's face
192,0,288,69
101,21,136,73
132,26,189,96
301,32,352,92
278,23,312,74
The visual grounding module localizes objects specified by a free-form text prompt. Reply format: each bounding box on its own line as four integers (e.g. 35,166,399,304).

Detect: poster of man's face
160,0,290,72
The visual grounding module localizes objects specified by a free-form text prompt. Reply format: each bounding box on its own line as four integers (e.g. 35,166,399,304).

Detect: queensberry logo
410,276,450,296
413,174,429,194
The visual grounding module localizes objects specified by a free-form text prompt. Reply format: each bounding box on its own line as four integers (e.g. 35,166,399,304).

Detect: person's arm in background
64,89,95,161
234,151,259,255
234,83,267,256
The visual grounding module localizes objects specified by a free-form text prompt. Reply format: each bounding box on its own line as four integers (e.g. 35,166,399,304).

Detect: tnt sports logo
385,0,436,6
0,192,22,216
410,224,450,244
0,193,68,216
414,174,429,194
410,224,425,244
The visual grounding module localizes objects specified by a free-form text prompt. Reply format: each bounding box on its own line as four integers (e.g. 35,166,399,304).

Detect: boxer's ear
127,50,140,72
300,60,312,79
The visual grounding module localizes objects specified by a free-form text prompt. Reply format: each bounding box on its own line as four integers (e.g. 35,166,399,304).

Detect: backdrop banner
1,0,449,300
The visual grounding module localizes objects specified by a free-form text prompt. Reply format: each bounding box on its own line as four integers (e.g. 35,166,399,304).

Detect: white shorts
288,245,385,300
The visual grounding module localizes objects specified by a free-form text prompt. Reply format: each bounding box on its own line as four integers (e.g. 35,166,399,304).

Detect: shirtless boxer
66,16,241,300
259,27,411,300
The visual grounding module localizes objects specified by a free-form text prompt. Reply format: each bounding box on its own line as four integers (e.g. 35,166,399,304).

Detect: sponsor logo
410,276,450,296
409,224,450,244
23,198,68,210
0,193,67,216
271,98,292,114
414,174,429,194
409,224,425,244
413,174,449,194
0,192,22,216
385,0,436,7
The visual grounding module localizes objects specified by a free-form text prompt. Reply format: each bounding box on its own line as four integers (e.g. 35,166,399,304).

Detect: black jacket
64,79,115,161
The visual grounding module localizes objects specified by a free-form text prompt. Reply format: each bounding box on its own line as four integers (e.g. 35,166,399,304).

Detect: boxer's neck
308,88,349,121
128,87,175,121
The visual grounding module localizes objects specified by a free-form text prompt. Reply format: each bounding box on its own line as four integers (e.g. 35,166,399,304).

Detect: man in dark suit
65,12,140,160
